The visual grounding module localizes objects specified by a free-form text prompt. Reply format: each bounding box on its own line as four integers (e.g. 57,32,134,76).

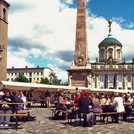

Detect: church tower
67,0,92,87
0,0,10,81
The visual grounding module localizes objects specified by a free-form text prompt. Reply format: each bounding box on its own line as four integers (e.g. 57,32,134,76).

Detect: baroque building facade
91,20,134,90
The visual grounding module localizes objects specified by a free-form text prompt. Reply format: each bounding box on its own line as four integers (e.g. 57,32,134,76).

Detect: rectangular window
127,66,132,69
91,66,95,69
29,78,32,82
99,75,104,82
117,75,123,82
100,66,104,69
29,72,32,77
118,65,122,69
127,75,131,82
108,75,113,82
109,65,113,69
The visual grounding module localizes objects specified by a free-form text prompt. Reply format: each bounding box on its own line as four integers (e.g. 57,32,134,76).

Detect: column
113,75,117,89
123,74,126,90
95,75,98,88
104,75,108,88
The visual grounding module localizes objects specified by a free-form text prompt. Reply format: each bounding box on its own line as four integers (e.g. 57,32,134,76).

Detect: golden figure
108,20,112,30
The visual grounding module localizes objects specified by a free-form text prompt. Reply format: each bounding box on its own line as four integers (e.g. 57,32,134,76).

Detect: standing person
76,87,80,96
45,90,51,108
18,90,27,110
112,93,125,123
40,92,45,107
26,91,33,107
74,93,80,108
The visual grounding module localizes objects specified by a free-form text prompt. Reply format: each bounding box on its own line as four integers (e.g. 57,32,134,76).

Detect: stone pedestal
67,67,92,87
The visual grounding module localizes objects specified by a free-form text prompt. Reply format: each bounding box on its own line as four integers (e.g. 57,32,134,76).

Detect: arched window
3,8,6,19
100,49,104,59
117,49,120,60
108,48,113,59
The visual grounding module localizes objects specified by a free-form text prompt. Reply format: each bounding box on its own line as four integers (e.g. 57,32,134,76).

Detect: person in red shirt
74,93,80,108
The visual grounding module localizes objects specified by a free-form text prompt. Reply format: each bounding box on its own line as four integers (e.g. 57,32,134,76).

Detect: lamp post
0,45,4,61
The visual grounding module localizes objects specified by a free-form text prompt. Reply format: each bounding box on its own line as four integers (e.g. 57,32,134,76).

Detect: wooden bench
0,113,27,130
68,111,125,125
94,112,125,123
51,108,71,120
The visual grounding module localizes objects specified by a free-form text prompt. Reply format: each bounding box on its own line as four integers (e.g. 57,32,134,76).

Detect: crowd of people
53,88,134,126
1,87,134,127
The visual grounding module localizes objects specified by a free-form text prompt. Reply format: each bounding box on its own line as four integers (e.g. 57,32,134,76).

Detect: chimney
25,66,28,68
12,66,14,69
37,65,40,68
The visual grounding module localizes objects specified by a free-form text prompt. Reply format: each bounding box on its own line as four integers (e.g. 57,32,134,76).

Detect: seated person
123,93,132,121
0,89,23,127
53,91,67,119
90,93,103,113
70,90,91,125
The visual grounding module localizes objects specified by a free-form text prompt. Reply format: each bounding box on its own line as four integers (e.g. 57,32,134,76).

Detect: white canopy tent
0,81,88,92
1,81,134,94
89,88,134,94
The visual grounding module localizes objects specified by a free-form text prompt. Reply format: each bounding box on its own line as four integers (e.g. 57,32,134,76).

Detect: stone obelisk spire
67,0,92,87
74,0,88,66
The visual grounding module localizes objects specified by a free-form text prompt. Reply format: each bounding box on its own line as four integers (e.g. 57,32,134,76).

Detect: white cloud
7,52,34,68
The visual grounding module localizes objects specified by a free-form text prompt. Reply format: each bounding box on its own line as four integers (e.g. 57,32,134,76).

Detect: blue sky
7,0,134,82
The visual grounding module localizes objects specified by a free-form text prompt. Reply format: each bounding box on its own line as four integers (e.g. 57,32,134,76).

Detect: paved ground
0,108,134,134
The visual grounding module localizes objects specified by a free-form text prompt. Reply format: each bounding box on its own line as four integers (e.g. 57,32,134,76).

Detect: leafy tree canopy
40,77,50,84
14,73,30,83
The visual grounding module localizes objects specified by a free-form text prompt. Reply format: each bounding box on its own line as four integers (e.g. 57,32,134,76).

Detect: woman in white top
112,93,124,112
18,91,27,110
112,93,125,123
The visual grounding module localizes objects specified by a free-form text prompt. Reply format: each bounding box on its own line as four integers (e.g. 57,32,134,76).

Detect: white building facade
7,66,53,83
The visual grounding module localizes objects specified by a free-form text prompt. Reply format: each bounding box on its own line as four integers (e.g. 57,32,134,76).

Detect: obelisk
67,0,92,87
74,0,88,66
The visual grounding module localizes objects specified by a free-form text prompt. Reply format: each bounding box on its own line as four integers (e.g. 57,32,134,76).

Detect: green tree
14,73,30,83
49,71,62,85
40,77,50,84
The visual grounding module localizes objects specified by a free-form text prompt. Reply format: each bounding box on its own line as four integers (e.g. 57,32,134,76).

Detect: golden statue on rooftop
108,20,112,31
